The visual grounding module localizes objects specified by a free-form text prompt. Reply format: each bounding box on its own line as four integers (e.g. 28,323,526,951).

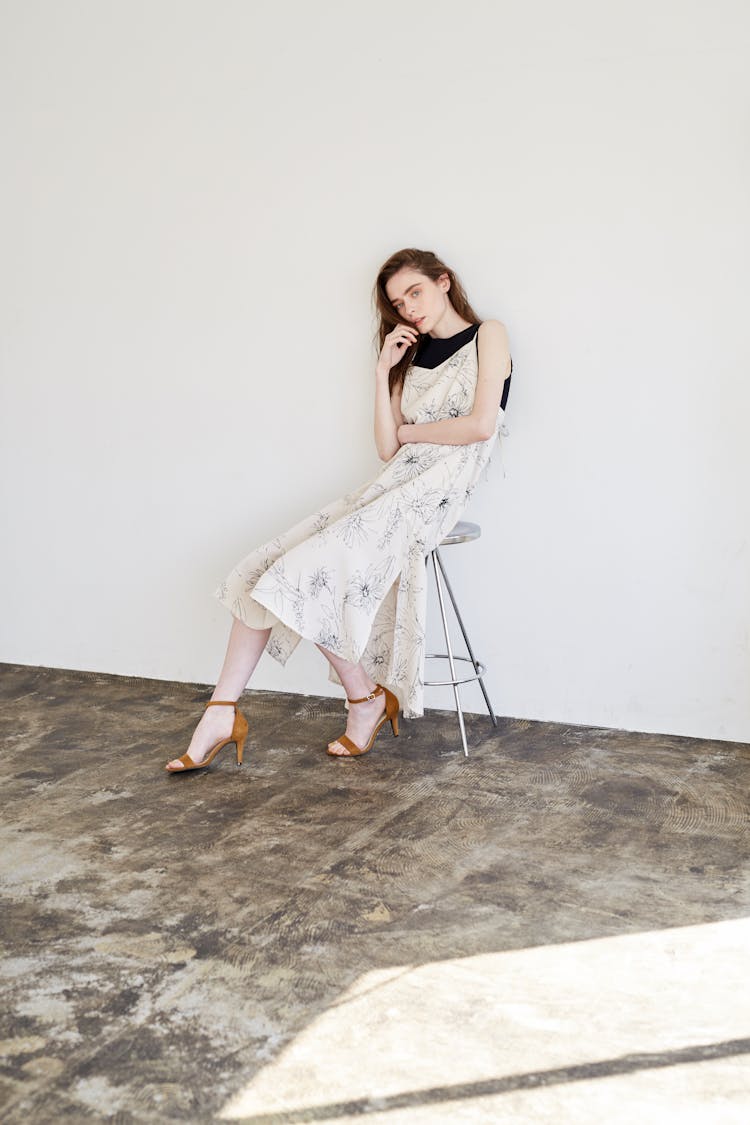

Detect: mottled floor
1,662,749,1123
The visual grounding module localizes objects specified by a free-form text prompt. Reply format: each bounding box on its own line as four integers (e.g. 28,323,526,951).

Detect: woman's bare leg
316,645,387,757
166,618,272,769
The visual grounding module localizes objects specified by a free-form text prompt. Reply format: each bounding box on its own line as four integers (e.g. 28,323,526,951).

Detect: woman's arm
374,364,405,461
397,320,511,446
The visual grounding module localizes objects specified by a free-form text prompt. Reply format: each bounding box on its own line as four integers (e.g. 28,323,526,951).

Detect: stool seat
440,520,481,546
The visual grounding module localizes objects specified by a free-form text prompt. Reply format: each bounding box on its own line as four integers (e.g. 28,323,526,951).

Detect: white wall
1,0,748,742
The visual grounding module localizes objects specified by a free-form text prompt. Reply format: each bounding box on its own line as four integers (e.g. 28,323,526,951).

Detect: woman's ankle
341,666,375,695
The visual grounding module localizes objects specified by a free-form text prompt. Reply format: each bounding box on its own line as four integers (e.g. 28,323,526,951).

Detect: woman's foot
165,703,237,770
327,691,386,757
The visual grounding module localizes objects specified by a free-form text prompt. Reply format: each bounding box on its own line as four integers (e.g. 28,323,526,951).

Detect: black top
412,321,512,412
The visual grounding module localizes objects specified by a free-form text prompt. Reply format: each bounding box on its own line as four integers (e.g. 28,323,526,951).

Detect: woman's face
385,269,449,334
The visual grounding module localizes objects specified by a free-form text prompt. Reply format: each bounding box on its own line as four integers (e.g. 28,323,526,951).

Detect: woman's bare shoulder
477,319,510,350
477,320,512,378
478,318,509,337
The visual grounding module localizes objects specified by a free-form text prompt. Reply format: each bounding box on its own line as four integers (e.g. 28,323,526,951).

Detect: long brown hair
372,247,483,395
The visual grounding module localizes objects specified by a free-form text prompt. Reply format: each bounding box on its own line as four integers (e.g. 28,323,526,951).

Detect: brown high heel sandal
326,684,400,758
165,700,248,772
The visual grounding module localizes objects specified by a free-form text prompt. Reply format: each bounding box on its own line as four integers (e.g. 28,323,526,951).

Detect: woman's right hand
378,323,419,373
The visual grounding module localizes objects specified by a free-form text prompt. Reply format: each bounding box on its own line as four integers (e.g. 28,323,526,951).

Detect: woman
165,247,512,771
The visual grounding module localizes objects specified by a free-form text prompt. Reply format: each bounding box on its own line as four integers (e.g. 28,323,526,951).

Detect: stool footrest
423,653,487,688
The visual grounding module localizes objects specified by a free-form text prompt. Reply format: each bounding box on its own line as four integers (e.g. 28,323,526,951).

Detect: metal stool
424,520,497,756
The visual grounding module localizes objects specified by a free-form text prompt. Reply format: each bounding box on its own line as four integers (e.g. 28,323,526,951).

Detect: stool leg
431,550,469,757
434,548,498,727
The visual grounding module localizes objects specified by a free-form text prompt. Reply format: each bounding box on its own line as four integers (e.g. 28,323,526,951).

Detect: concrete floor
1,661,749,1124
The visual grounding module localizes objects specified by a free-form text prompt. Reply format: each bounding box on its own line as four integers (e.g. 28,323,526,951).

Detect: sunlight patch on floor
218,917,750,1122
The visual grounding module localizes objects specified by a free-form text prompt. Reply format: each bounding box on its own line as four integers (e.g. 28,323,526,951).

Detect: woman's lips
415,317,425,327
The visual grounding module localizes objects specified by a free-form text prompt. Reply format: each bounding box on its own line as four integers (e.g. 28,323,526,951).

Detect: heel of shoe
235,711,248,767
384,688,400,737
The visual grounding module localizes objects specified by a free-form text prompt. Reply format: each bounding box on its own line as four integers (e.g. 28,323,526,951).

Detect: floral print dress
212,327,511,718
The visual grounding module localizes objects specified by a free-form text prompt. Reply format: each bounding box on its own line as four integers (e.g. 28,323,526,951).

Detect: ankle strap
346,685,383,705
205,700,237,708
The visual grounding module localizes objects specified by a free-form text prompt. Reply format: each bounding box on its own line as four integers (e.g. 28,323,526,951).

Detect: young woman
165,247,512,771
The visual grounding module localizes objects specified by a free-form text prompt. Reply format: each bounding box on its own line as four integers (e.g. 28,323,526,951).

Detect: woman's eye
394,288,418,309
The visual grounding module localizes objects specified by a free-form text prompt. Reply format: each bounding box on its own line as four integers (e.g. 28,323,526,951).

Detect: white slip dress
212,325,511,718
